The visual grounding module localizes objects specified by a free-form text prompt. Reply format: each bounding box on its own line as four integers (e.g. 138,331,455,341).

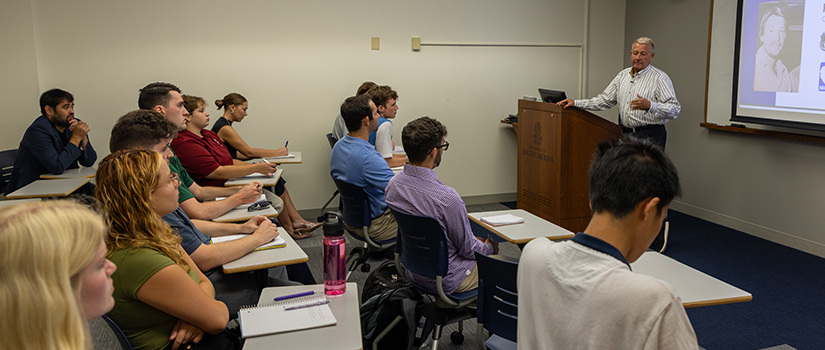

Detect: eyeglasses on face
435,141,449,151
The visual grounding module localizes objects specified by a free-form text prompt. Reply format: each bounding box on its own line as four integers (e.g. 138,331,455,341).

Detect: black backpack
360,260,422,350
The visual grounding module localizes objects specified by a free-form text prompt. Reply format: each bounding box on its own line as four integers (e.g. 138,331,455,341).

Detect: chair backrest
0,149,18,194
475,252,519,342
89,315,132,350
391,208,449,279
326,133,338,149
332,177,372,229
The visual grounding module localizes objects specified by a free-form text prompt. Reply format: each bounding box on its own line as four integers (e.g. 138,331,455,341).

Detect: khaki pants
346,209,397,242
453,264,479,293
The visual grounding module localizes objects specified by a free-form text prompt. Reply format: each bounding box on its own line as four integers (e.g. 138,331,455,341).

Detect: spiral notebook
238,295,337,338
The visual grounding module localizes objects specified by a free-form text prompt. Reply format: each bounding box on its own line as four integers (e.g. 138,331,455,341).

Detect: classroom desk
40,166,96,179
224,168,283,187
5,178,91,199
242,283,362,350
631,251,752,308
212,202,278,223
0,198,40,208
222,227,308,274
468,209,575,244
249,151,302,165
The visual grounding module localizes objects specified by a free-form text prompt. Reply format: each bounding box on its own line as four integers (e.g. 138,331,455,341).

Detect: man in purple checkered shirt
385,117,498,294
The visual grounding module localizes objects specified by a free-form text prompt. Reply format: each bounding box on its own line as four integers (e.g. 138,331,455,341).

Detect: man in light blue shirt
330,94,397,241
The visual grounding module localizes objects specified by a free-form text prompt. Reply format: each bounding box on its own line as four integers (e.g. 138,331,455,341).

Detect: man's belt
621,124,665,133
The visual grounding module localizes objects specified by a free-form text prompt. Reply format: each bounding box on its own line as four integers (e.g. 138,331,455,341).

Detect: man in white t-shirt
517,136,698,349
367,85,407,167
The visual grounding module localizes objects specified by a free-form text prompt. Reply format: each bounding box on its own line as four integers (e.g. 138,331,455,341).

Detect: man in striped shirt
557,37,680,149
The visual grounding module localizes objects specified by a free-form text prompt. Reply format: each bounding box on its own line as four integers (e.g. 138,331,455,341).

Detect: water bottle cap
323,212,345,237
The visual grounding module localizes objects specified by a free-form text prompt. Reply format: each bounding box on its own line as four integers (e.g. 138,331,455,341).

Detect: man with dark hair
330,94,397,241
109,109,179,152
109,109,297,315
517,136,696,349
331,81,377,140
367,85,407,167
5,88,97,195
136,82,265,220
386,116,497,294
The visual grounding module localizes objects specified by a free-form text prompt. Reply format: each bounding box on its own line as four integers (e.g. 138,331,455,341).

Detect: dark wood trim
700,123,825,144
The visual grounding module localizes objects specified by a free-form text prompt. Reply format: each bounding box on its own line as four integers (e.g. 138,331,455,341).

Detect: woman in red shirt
172,95,319,239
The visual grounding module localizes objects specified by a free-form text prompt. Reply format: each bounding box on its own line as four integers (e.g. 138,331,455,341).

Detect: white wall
4,0,626,210
626,0,825,258
0,0,40,146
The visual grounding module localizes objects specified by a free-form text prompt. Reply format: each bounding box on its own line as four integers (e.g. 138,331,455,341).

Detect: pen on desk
274,290,315,301
284,299,330,311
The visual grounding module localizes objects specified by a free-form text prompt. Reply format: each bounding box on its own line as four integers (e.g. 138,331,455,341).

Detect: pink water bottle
323,212,346,295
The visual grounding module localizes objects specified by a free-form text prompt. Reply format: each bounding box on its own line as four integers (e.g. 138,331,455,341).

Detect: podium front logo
533,122,542,145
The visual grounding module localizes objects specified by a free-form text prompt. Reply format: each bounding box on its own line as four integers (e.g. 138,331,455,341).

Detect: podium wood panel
516,99,620,233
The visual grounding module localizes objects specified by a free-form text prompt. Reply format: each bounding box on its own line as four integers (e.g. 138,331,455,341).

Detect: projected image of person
754,6,800,92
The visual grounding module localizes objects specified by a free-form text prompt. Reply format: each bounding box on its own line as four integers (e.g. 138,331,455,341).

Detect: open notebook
210,234,285,251
239,294,337,338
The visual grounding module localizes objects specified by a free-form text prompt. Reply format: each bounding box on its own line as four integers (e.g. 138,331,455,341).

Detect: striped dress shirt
575,65,680,128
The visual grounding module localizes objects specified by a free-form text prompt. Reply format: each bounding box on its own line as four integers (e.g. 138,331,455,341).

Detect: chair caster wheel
450,331,464,344
361,264,370,272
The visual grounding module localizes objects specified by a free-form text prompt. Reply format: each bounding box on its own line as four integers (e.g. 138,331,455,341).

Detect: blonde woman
95,150,231,350
0,200,116,350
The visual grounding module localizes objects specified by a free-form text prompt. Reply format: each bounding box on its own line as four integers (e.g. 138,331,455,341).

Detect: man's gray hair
633,37,655,51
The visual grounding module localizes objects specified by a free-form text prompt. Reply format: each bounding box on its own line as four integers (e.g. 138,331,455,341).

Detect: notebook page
239,295,337,338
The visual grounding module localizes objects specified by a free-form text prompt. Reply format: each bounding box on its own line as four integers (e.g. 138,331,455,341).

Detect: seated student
173,95,318,239
330,94,397,241
109,110,297,315
366,85,407,168
137,82,261,221
385,116,497,293
332,82,377,140
211,92,320,236
0,200,116,350
517,137,698,349
95,150,232,350
6,88,97,196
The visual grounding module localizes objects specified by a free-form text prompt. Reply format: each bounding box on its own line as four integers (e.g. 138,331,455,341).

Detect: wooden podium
514,99,621,233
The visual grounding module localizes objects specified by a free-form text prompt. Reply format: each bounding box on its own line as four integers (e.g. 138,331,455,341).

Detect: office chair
318,133,340,221
391,208,477,349
0,149,18,196
474,252,518,350
89,315,132,350
332,177,396,274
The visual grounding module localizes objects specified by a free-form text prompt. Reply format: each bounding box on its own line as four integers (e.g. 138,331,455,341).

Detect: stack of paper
480,214,525,226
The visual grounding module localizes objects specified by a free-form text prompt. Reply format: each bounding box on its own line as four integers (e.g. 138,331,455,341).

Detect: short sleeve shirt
168,154,195,203
107,246,199,350
171,129,234,187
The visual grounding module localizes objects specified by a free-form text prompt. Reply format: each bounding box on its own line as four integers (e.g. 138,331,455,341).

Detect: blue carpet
664,210,825,349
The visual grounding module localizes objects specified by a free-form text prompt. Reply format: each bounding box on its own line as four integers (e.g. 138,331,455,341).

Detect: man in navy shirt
5,89,96,195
